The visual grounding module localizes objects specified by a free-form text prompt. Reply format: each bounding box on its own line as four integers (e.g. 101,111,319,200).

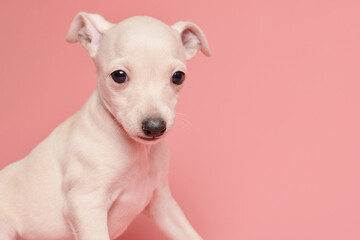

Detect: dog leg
144,182,203,240
65,192,110,240
0,217,16,240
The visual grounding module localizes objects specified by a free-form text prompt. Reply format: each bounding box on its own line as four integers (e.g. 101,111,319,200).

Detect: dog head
66,12,210,144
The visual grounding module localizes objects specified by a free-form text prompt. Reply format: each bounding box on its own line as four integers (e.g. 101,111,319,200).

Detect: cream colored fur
0,12,210,240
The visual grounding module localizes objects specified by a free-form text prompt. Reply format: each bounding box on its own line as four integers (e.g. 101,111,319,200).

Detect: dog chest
106,151,160,238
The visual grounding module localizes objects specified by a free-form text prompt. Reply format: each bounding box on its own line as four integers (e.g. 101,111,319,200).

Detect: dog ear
66,12,113,57
172,21,211,60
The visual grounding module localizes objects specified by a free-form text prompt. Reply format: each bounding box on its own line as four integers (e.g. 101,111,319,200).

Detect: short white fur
0,12,210,240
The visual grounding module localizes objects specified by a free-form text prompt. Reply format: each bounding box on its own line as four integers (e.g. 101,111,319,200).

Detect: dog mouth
138,136,161,141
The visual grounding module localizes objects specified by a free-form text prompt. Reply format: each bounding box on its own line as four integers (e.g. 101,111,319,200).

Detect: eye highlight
171,71,185,85
111,70,128,84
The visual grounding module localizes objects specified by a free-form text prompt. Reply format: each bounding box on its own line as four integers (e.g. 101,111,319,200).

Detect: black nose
142,118,167,138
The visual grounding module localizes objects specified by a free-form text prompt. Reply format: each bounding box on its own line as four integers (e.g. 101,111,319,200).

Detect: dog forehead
100,16,184,60
114,16,176,40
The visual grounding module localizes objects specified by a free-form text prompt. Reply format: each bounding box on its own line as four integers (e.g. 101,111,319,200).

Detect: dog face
66,13,210,143
95,17,187,143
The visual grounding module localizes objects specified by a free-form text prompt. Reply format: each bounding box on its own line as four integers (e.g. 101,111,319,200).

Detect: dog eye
171,71,185,85
111,70,128,84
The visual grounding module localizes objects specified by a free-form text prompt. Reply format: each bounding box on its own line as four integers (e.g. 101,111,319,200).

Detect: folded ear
172,21,211,60
66,12,113,57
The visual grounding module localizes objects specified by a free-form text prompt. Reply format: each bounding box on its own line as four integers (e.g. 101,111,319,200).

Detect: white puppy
0,12,210,240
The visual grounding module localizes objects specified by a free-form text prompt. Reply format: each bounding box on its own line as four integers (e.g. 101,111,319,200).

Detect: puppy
0,12,210,240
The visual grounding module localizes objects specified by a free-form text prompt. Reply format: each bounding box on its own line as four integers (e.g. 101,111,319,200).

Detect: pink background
1,0,360,239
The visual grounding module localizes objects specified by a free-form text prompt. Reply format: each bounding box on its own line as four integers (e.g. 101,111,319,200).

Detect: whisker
175,112,193,130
